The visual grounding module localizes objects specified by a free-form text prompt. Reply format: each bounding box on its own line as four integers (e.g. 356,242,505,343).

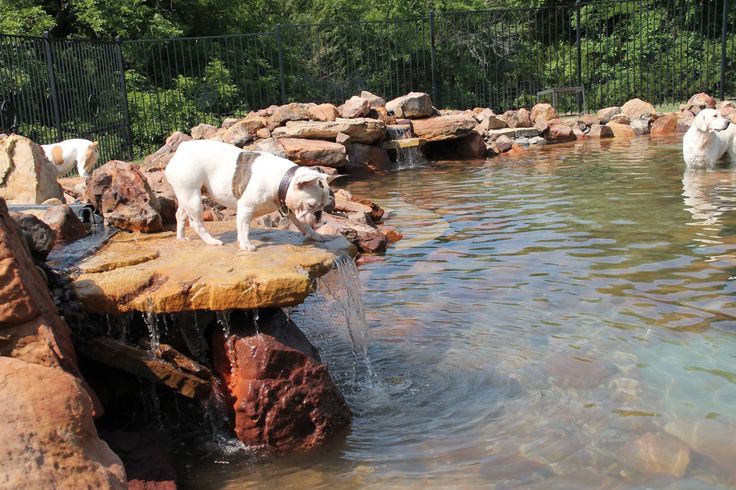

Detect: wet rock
271,103,315,125
0,134,64,204
651,112,680,136
41,205,88,242
531,103,557,123
494,135,514,153
686,92,716,114
347,143,391,174
630,117,651,135
212,309,351,452
545,123,576,143
502,108,533,128
278,138,347,168
341,96,371,118
411,114,477,142
144,170,177,225
10,212,56,260
0,357,126,489
479,453,553,483
610,113,631,125
425,131,486,159
190,123,218,140
272,118,386,144
597,106,621,124
360,90,386,108
307,103,339,122
621,98,656,119
615,432,690,478
102,431,175,490
486,127,539,142
572,126,587,140
542,353,619,388
588,124,614,138
72,222,355,314
577,113,598,128
677,110,695,132
317,213,387,253
386,92,434,119
607,122,637,137
142,132,191,171
86,161,162,233
333,189,384,222
665,419,736,472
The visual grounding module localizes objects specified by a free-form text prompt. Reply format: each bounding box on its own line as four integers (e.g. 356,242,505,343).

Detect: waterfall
385,124,428,170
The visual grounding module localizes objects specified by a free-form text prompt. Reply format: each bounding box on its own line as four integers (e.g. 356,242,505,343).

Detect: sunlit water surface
180,137,736,488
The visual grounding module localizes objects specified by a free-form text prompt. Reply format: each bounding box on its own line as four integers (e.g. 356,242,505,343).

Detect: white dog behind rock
682,108,733,168
41,138,99,177
165,140,336,251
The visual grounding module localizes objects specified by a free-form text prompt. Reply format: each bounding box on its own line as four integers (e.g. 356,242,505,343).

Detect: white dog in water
42,138,99,177
165,140,336,251
682,108,734,168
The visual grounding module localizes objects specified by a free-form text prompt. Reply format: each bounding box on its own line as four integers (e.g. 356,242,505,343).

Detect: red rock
425,131,486,160
347,143,391,174
360,91,386,108
142,132,191,171
621,98,656,119
545,123,576,143
86,161,163,233
588,124,614,138
502,109,533,128
221,114,267,147
578,113,598,127
143,171,177,225
607,122,637,137
494,135,514,153
386,92,434,119
530,103,557,123
271,103,314,125
212,309,351,452
650,112,680,136
0,135,65,204
307,103,339,122
10,212,56,259
411,114,477,142
573,126,587,140
278,138,347,168
190,123,217,140
597,106,621,124
340,96,371,118
41,205,88,242
686,92,716,111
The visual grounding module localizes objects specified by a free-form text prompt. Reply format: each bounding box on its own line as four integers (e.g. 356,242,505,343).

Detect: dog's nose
314,210,323,222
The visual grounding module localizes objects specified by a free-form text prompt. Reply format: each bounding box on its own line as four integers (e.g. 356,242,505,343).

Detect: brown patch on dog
232,151,258,198
50,145,64,166
83,141,99,173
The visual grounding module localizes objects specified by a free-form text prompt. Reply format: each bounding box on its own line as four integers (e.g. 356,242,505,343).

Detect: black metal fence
2,0,736,162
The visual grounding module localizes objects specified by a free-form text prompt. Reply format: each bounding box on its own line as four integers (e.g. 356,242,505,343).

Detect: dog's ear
693,113,710,132
323,173,347,184
294,173,321,189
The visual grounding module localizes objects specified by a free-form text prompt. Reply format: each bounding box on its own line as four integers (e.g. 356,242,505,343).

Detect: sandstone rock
369,106,394,124
665,419,736,472
621,98,656,119
0,135,64,204
0,357,126,489
542,353,619,389
72,222,355,314
333,189,384,222
271,118,386,144
530,103,557,123
271,103,314,125
278,138,347,168
360,91,386,108
316,212,387,253
386,92,434,119
221,117,238,129
717,100,736,110
588,124,614,138
411,114,477,142
476,109,507,131
597,106,621,124
347,143,391,174
250,138,287,158
86,161,162,233
502,109,533,128
486,127,540,142
255,127,271,139
142,132,191,171
41,205,88,242
212,309,351,452
222,114,267,147
341,96,371,118
335,132,351,146
610,113,631,125
686,92,716,112
630,117,651,135
10,212,56,260
545,123,576,143
650,112,680,136
615,432,690,478
494,135,514,153
190,123,218,140
572,126,587,140
425,131,486,160
143,171,177,225
102,431,176,490
578,113,598,128
307,103,339,122
607,122,637,137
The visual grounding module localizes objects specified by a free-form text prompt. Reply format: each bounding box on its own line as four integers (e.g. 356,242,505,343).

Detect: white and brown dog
42,138,99,177
165,139,336,251
682,109,733,168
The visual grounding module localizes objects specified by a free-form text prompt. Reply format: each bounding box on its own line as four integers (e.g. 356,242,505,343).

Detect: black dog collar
277,166,299,216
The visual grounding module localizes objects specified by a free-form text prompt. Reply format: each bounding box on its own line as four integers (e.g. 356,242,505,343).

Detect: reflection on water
179,137,736,489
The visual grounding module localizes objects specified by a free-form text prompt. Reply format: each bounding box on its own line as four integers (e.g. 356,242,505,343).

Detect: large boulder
596,106,621,124
271,118,386,144
588,124,614,138
190,123,218,140
530,103,557,123
502,109,533,128
630,117,651,135
360,91,386,108
544,123,576,143
317,213,387,253
41,205,88,243
607,122,637,137
621,98,656,119
411,114,477,142
347,143,391,174
9,212,56,260
685,92,716,114
385,92,434,119
278,138,347,168
142,131,191,171
476,109,508,131
340,96,371,118
650,112,680,136
307,103,339,122
86,161,163,233
212,309,351,452
144,171,177,225
221,113,267,147
0,135,64,204
271,103,315,125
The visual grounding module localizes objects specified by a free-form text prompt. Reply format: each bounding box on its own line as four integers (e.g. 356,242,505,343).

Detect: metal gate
0,34,133,164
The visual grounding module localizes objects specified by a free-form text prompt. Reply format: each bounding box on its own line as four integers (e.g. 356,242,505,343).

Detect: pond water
180,136,736,488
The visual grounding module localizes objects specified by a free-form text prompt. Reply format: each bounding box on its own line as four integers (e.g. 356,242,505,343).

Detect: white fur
165,140,335,251
41,138,99,177
682,109,733,168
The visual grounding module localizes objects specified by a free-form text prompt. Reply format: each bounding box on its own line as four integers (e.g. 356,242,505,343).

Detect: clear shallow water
180,137,736,488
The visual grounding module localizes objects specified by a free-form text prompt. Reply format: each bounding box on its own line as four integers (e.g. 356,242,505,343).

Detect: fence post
575,0,583,113
276,24,286,104
721,0,729,101
114,36,135,160
429,11,439,108
42,32,63,142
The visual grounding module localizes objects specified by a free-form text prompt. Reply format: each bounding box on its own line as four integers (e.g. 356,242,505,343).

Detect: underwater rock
0,135,65,204
86,161,163,233
212,309,351,452
542,353,619,389
665,419,736,472
615,432,690,478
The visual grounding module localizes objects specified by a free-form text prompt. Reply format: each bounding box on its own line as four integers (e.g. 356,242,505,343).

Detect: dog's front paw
239,242,256,252
205,238,224,246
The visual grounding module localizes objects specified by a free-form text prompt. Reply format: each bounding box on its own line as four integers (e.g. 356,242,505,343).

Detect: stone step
381,138,427,150
486,127,540,141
